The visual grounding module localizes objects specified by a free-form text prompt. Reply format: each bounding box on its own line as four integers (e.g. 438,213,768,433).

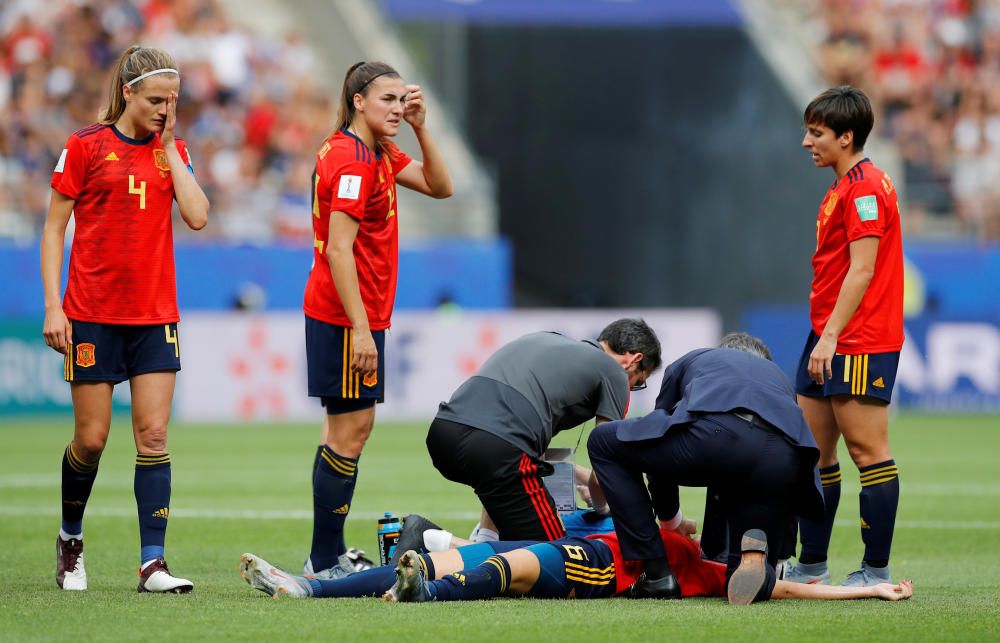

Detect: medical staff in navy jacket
588,333,823,603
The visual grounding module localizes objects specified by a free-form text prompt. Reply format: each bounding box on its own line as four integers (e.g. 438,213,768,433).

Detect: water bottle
377,512,401,566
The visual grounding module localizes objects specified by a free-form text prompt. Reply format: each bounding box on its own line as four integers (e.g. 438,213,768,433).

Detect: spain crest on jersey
153,149,170,172
76,343,96,368
823,192,838,216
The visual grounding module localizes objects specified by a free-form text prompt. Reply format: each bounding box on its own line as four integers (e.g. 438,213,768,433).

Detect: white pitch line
0,506,995,529
4,477,1000,495
0,506,481,521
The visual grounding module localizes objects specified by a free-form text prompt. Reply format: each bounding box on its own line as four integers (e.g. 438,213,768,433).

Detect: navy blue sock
427,555,511,601
308,553,435,597
859,459,899,568
310,445,358,571
311,444,323,481
421,552,437,580
799,463,841,564
61,444,99,536
309,564,396,597
134,453,171,564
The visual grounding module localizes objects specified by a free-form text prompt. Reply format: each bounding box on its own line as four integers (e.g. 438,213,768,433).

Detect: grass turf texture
2,414,998,641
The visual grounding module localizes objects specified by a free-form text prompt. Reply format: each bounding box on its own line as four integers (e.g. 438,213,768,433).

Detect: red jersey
809,158,904,354
51,124,193,324
303,129,412,330
589,529,726,597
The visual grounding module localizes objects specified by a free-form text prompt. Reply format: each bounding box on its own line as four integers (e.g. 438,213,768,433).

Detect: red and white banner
174,309,722,422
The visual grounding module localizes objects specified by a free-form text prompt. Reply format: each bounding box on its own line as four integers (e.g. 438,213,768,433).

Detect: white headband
125,68,179,87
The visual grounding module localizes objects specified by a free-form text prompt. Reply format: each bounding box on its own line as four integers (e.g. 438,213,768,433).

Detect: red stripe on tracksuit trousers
519,454,562,540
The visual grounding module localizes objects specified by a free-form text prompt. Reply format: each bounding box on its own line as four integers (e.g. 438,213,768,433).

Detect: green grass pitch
2,414,998,641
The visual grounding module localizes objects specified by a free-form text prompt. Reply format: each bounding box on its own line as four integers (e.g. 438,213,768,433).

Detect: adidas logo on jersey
872,377,885,388
332,504,350,515
152,507,169,519
105,152,119,161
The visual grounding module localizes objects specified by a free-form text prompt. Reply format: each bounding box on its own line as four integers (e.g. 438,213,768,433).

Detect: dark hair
718,332,772,361
335,61,401,132
100,46,177,124
598,319,662,374
803,85,874,152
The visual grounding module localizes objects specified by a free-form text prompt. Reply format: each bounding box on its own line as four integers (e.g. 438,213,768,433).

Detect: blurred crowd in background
808,0,1000,238
0,0,327,244
3,0,999,242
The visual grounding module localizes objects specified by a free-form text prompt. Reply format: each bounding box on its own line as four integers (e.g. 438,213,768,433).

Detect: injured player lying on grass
240,526,912,605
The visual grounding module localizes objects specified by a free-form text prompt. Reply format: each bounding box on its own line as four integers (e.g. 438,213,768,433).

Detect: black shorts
794,330,899,403
305,315,385,404
64,321,181,384
532,537,617,599
426,417,565,542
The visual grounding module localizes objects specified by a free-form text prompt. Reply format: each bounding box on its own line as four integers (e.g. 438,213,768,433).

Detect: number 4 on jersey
129,174,146,210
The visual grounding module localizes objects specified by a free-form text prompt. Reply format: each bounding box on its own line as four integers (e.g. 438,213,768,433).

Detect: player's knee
843,440,891,468
328,430,370,458
134,423,169,453
72,437,107,462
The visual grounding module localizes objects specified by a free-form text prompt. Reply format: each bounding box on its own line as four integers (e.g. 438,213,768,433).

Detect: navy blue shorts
525,537,616,599
795,330,899,403
305,316,385,407
64,321,181,384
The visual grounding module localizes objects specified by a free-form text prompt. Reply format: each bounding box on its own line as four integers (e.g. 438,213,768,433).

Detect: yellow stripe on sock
328,451,357,471
418,556,428,579
861,474,899,487
321,451,355,476
66,445,97,473
136,453,171,465
860,464,898,480
333,459,357,475
860,469,898,483
485,558,508,593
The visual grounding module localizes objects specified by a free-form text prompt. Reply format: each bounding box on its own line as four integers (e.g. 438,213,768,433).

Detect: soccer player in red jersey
40,46,209,593
300,61,452,578
787,86,905,587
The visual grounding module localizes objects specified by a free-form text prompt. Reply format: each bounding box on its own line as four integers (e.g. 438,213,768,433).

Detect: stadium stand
0,0,493,243
775,0,1000,238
